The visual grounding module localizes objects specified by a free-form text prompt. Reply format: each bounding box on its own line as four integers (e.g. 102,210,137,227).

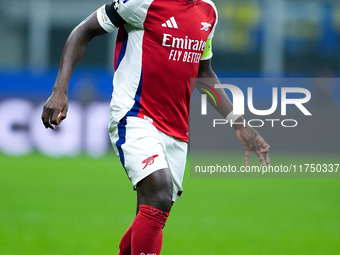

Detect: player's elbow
70,13,105,42
66,23,97,49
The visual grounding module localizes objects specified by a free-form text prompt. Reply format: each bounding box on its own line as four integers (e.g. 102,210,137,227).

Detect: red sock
118,222,133,255
131,205,169,255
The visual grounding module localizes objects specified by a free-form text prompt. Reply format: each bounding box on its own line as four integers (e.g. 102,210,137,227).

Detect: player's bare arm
41,12,108,130
197,59,270,166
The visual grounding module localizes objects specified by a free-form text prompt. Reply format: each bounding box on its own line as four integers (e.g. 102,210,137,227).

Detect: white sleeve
97,4,117,33
96,0,149,32
208,4,218,40
117,0,151,28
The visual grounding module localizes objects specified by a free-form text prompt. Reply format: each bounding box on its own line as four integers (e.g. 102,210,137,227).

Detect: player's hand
235,125,270,166
41,91,68,130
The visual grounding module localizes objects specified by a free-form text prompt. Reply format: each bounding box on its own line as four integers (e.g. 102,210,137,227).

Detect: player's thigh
160,132,188,201
109,117,169,186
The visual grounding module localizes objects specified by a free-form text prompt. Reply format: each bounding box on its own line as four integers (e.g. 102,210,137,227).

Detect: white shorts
109,116,188,201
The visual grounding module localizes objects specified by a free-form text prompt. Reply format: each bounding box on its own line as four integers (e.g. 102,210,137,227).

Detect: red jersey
97,0,217,142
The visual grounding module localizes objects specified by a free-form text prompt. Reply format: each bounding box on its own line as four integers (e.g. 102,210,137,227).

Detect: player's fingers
260,142,270,153
259,139,270,165
244,150,251,166
255,150,266,166
256,135,270,152
41,110,55,130
263,152,270,165
57,107,67,124
50,109,62,125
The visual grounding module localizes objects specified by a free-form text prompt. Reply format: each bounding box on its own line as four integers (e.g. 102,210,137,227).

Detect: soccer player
41,0,270,254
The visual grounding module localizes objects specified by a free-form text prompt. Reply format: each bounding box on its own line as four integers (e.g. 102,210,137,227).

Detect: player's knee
136,169,173,212
145,179,172,212
152,183,173,210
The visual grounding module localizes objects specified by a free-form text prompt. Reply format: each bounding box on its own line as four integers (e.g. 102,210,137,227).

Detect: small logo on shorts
142,155,159,169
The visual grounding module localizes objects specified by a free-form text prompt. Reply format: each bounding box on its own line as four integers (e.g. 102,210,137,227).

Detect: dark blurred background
1,0,340,75
0,0,340,156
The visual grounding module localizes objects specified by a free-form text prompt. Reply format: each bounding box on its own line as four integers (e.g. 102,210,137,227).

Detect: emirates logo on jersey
142,155,159,169
162,33,206,64
161,16,211,64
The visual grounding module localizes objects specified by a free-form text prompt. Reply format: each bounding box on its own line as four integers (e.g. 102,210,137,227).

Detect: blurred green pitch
0,152,339,255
